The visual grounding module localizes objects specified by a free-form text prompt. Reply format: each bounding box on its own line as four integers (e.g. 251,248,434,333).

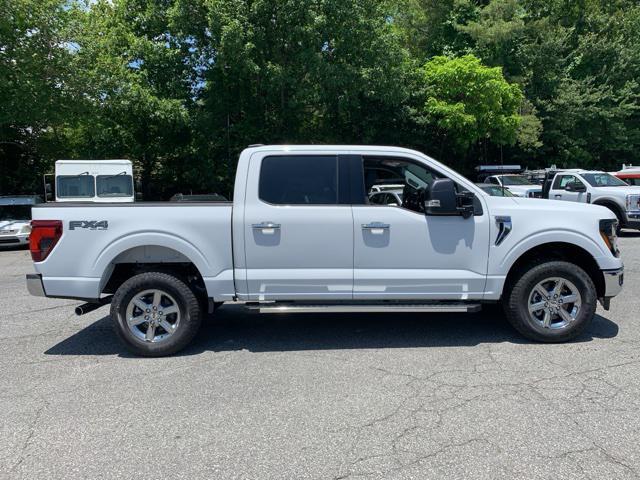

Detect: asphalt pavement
1,233,640,479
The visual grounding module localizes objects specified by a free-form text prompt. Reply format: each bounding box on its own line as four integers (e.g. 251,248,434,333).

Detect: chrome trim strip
248,303,482,314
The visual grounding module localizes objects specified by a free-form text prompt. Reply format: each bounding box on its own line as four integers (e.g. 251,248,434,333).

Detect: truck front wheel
503,261,597,342
110,272,202,356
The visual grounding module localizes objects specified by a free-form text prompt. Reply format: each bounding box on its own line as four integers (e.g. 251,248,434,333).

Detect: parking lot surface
1,234,639,480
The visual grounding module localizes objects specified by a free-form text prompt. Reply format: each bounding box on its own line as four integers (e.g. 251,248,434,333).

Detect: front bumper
603,266,624,298
26,273,46,297
623,213,640,230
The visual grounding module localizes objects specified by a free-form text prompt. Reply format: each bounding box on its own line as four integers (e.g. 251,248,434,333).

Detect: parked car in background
169,193,228,202
0,195,42,247
476,183,516,197
27,145,623,356
542,169,640,231
369,183,405,193
484,174,543,198
54,160,135,203
612,165,640,187
368,190,403,206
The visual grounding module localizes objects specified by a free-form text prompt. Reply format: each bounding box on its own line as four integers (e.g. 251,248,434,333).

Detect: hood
0,220,30,231
503,184,542,196
592,186,640,195
510,197,615,218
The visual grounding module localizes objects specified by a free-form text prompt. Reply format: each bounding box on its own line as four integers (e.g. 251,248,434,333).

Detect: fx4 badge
69,220,109,231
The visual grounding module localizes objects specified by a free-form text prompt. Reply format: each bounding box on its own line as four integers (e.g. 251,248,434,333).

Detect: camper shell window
56,175,95,198
97,174,133,197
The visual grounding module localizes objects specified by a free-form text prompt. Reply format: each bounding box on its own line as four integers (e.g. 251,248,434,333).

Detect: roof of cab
242,144,426,155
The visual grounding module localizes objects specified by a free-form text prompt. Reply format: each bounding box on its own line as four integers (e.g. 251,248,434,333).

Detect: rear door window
259,155,338,205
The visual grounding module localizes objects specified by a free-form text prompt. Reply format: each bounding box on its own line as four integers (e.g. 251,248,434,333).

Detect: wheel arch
98,244,208,297
503,242,605,299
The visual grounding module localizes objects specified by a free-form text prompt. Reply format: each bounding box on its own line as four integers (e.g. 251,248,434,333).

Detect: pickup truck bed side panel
31,203,234,300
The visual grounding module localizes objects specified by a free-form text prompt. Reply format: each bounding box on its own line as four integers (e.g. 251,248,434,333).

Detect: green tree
65,0,194,199
0,0,79,194
417,55,524,161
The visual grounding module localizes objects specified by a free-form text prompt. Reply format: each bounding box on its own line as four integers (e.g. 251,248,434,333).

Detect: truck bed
31,202,234,300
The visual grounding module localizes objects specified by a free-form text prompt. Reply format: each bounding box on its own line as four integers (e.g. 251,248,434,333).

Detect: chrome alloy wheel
528,277,582,330
125,289,180,342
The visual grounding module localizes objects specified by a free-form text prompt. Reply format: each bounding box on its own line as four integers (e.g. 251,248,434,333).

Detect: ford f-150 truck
26,146,624,356
542,169,640,232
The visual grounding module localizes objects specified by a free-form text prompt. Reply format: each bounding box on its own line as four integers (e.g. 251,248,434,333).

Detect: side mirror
424,178,475,218
566,181,586,193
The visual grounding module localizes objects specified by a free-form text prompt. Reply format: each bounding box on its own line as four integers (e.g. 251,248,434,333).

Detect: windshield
481,185,515,197
500,175,533,186
581,173,628,187
97,174,133,197
0,206,31,221
57,175,95,198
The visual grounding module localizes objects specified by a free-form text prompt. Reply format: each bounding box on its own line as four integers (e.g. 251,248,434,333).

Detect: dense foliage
1,0,639,198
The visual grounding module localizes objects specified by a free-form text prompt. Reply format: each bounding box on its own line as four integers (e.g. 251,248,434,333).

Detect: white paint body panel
32,204,234,300
32,146,623,303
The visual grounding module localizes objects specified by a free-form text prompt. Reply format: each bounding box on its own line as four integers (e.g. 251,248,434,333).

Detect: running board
246,302,482,314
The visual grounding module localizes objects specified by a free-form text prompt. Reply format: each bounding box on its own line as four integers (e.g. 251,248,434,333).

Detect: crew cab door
242,152,353,301
549,174,587,202
351,154,491,300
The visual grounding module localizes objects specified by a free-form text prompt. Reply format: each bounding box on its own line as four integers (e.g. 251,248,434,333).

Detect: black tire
110,272,202,356
503,260,597,343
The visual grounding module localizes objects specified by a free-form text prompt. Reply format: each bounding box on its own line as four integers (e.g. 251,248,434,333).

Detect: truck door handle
554,194,562,199
252,222,281,232
362,222,390,233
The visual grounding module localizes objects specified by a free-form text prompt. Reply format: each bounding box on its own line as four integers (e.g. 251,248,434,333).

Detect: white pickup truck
483,174,543,198
26,146,624,356
543,169,640,231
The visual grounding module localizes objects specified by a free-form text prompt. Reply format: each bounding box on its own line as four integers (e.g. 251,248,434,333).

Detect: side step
246,302,482,314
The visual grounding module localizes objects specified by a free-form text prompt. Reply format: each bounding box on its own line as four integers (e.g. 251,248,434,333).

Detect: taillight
30,220,62,262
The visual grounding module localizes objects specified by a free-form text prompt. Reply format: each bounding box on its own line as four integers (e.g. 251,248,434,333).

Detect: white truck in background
53,160,135,203
26,145,624,356
542,169,640,231
483,174,543,198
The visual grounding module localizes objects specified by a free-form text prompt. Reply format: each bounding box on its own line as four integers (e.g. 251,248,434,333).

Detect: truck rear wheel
503,261,597,342
110,272,202,356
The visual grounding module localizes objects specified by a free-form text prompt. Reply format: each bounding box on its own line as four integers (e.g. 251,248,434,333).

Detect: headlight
599,219,620,257
626,194,640,213
20,225,31,234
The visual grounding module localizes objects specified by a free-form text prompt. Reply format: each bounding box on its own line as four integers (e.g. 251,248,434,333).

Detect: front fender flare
496,229,614,274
